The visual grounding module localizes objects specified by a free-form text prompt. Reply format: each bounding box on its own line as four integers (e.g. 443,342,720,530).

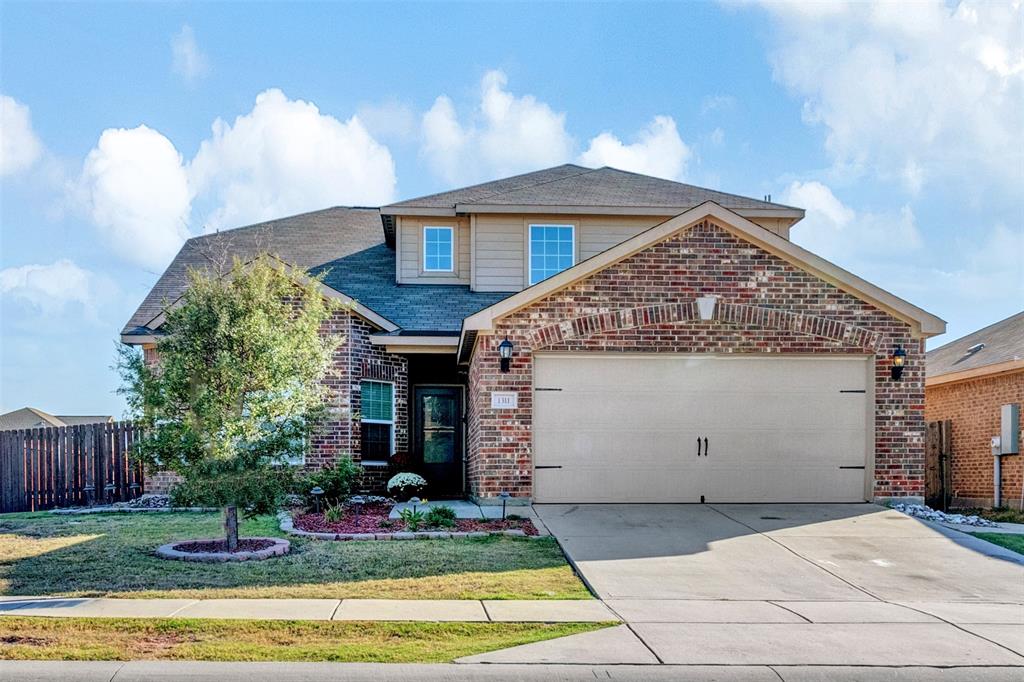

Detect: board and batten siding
472,214,668,292
396,216,471,285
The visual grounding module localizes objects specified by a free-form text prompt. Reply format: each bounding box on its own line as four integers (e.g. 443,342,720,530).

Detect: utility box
1001,403,1020,455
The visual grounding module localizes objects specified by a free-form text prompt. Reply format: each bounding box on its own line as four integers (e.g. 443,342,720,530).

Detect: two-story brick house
122,164,945,505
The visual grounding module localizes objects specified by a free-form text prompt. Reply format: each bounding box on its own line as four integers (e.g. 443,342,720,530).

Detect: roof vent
966,343,986,355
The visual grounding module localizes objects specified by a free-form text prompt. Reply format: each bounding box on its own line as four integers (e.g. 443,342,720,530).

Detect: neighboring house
122,164,945,504
925,312,1024,510
0,407,114,431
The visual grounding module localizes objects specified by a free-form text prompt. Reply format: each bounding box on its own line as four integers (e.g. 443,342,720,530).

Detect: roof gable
460,202,945,356
122,207,385,335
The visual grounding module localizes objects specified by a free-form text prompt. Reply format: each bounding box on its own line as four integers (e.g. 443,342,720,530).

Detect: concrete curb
155,537,290,563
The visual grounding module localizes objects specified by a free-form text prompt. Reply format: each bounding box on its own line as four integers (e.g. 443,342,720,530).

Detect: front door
414,387,463,495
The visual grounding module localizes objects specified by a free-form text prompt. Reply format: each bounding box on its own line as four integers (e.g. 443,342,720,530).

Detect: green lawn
971,532,1024,556
958,507,1024,524
0,616,609,662
0,511,589,600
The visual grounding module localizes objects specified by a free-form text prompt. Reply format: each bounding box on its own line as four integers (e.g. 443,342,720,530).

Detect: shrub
297,457,362,507
387,472,427,500
425,505,457,529
323,501,345,523
399,507,426,532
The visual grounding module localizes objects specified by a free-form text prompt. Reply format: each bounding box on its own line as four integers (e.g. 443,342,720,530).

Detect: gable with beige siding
398,212,796,293
396,216,471,285
472,214,670,292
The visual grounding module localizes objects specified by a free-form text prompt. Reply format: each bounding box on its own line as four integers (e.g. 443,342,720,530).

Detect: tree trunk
224,505,239,552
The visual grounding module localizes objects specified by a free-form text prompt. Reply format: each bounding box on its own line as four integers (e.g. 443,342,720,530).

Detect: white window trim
528,223,576,286
423,225,455,273
360,380,396,457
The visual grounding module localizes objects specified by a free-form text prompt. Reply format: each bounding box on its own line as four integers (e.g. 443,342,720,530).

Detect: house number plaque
491,392,518,409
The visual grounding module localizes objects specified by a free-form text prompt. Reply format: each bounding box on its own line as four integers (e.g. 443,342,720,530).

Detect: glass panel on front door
422,394,457,463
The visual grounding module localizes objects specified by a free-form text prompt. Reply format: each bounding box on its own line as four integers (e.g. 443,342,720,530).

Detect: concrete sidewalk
0,596,616,622
5,661,1024,682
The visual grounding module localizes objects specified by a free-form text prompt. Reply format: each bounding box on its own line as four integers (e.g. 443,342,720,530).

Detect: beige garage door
533,354,871,503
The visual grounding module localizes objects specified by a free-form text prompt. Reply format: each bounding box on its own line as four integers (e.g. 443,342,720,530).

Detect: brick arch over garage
466,220,926,504
529,300,885,353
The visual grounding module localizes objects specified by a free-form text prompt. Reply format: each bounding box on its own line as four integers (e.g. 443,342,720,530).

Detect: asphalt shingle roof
383,164,799,213
926,311,1024,378
309,244,509,333
122,207,509,335
124,166,806,338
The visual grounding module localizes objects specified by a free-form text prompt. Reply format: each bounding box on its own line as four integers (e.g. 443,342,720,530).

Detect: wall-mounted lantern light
498,337,514,373
890,345,907,381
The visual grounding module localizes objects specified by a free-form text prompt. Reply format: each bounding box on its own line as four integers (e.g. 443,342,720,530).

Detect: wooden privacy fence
925,419,952,512
0,422,145,513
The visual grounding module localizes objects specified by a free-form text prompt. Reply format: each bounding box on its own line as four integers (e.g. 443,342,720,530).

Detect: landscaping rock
121,494,171,509
892,503,999,527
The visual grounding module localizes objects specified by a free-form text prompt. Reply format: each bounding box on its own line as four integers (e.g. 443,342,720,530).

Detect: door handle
704,437,709,457
696,437,702,457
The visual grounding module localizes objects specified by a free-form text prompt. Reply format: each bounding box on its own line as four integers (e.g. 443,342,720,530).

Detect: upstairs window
361,380,394,460
423,226,454,272
529,224,575,285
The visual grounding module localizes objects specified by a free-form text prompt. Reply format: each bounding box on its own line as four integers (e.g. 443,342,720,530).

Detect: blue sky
2,1,1021,416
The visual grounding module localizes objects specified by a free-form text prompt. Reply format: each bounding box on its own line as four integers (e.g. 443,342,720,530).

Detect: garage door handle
696,438,702,457
704,437,709,457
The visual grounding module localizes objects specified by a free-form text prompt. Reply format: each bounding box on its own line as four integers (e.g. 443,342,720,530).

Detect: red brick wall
468,220,925,502
925,371,1024,510
140,344,181,493
307,311,408,492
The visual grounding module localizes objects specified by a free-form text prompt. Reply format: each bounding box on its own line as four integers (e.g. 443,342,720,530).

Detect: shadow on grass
0,512,589,600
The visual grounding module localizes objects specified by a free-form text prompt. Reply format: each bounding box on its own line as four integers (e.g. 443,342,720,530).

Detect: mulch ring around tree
175,538,277,553
155,536,290,562
293,504,539,536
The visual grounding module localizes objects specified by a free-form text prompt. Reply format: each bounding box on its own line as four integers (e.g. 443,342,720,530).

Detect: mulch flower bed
173,538,277,554
294,504,539,536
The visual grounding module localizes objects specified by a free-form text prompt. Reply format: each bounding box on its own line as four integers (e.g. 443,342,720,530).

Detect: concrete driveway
465,503,1024,669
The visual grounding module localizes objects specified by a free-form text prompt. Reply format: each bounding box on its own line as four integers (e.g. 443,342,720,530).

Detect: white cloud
421,70,574,184
1,94,43,176
0,259,112,315
753,0,1024,193
76,125,192,271
783,178,1023,343
357,99,417,141
171,24,209,83
784,180,922,262
579,116,691,180
70,90,396,268
189,88,396,231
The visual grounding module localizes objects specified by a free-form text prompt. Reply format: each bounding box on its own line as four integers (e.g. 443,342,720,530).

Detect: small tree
118,257,342,550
